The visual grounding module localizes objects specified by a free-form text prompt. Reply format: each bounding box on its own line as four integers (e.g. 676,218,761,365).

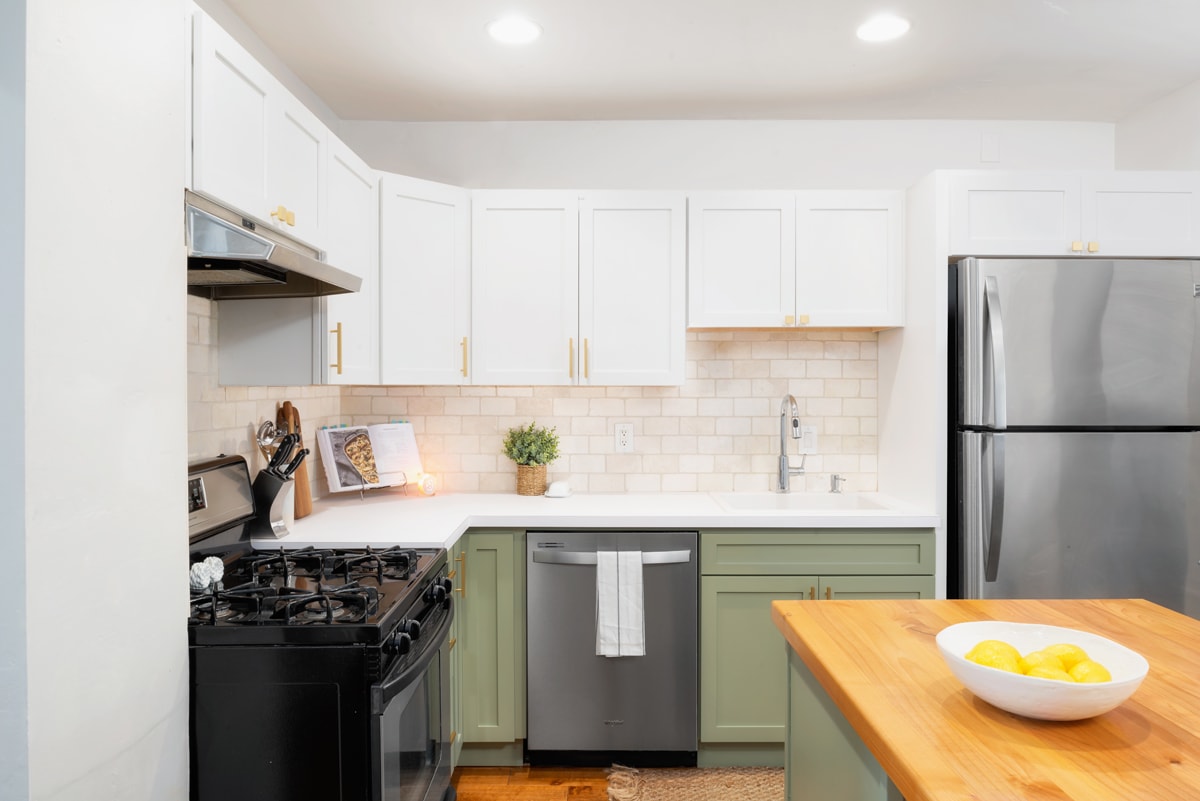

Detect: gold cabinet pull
329,322,343,375
448,637,457,650
809,586,815,600
1088,241,1099,253
798,314,810,325
447,569,457,580
1071,240,1084,253
569,337,575,379
270,205,295,226
784,314,795,326
454,552,465,595
825,585,833,600
460,337,469,378
584,338,590,379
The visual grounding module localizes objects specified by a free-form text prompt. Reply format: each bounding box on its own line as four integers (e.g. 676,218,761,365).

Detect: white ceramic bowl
936,620,1149,721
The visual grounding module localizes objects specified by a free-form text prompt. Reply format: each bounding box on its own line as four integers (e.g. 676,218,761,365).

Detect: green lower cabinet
701,576,812,743
449,538,464,769
458,529,526,767
699,529,935,768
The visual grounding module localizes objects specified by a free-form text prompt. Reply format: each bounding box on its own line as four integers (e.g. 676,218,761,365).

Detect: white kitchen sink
715,492,886,512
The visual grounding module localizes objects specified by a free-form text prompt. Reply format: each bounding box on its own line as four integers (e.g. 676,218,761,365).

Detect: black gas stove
188,543,447,646
187,455,454,801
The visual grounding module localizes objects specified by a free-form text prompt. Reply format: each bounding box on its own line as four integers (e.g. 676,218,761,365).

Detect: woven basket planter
516,464,548,496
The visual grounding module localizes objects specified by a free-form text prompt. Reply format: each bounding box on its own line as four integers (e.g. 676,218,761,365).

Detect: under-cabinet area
440,524,935,770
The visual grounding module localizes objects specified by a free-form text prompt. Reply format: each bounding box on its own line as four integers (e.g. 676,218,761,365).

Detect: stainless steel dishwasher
526,530,698,766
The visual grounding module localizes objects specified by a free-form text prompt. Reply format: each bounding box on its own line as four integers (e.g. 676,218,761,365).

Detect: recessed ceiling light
856,13,911,43
487,15,542,45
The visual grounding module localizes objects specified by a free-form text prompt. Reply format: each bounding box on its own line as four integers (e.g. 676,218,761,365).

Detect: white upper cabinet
471,191,580,386
688,191,903,329
688,193,796,328
949,171,1200,257
192,9,327,246
471,191,686,386
580,193,687,385
379,175,471,385
324,138,379,385
795,191,904,328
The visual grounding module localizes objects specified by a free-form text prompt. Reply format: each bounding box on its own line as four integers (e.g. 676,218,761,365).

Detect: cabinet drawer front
821,574,934,600
701,529,934,576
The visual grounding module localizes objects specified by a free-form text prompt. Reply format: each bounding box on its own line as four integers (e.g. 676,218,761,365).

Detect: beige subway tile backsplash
188,307,880,496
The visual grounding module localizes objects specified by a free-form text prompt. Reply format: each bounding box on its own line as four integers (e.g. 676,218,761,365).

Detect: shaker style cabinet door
191,10,272,222
949,172,1083,256
1080,172,1200,258
795,191,903,328
192,9,328,246
579,192,687,385
688,192,797,327
324,137,379,384
379,175,471,385
471,191,579,385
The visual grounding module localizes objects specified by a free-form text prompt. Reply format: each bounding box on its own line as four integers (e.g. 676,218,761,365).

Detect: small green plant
503,421,560,466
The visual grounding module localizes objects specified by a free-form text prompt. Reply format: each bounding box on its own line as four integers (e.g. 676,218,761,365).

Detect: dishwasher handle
532,549,692,566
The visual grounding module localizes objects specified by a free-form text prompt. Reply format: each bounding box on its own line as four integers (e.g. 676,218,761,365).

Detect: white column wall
24,2,189,799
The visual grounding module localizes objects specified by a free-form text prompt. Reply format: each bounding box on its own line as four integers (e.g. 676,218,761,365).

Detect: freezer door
958,258,1200,427
960,431,1200,618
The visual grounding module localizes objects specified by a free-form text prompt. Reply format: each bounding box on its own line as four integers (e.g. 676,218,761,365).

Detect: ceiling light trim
487,15,543,45
856,13,911,43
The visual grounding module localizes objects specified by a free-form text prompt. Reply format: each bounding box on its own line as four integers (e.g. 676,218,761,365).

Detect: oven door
371,605,453,801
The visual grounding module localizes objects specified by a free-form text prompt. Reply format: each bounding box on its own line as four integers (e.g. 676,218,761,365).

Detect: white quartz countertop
250,490,939,550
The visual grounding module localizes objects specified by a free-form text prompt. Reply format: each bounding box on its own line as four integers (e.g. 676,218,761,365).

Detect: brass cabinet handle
460,337,468,378
809,586,815,600
798,314,810,325
1071,240,1084,253
450,730,458,743
825,585,833,600
448,637,457,651
447,569,457,580
784,315,796,326
454,552,465,595
569,337,575,379
329,322,343,375
270,205,295,226
584,338,590,379
1087,241,1099,253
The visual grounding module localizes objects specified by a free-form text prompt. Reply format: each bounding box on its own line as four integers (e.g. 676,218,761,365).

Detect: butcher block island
771,598,1200,801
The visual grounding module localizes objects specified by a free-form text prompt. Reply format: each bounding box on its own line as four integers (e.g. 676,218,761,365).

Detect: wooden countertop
771,598,1200,800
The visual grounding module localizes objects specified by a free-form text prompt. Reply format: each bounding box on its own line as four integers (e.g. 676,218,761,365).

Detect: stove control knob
426,583,448,604
440,577,453,594
402,618,422,640
386,631,412,655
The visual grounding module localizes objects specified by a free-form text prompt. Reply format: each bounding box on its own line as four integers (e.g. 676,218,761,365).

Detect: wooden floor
452,766,611,801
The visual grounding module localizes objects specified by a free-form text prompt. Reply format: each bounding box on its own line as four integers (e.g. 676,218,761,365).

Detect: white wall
341,119,1116,189
23,1,188,799
0,0,28,795
1116,77,1200,169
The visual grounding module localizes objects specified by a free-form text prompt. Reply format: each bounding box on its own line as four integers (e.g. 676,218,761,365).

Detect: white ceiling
223,0,1200,123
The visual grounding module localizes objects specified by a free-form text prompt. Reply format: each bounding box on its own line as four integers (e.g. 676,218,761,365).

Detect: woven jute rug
606,765,784,801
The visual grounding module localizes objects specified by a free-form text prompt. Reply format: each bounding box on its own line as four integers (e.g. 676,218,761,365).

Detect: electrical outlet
798,425,818,455
614,423,634,453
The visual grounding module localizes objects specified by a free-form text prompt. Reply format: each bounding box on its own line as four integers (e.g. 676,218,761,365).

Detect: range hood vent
185,189,362,300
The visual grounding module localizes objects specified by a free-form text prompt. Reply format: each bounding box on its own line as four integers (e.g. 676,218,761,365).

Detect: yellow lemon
1042,643,1090,671
1068,659,1112,683
1026,664,1075,682
1018,649,1065,675
965,639,1021,673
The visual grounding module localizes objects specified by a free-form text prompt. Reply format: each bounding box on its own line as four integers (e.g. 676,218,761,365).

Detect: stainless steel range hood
185,189,362,300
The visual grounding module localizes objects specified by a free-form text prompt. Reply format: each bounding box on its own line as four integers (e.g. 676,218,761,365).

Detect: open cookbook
316,422,423,493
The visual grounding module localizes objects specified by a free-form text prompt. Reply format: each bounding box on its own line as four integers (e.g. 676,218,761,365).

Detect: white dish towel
596,550,646,657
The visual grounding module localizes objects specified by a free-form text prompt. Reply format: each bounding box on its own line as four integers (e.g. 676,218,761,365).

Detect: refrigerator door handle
984,433,1006,582
983,276,1008,429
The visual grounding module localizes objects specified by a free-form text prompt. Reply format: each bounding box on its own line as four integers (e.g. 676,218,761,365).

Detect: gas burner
334,546,421,583
190,594,235,622
276,583,380,625
243,547,337,582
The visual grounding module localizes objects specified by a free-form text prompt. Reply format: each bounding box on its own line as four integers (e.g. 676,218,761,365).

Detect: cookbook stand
355,474,409,500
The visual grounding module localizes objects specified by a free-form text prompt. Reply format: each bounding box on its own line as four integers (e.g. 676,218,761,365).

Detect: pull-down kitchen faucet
777,394,806,492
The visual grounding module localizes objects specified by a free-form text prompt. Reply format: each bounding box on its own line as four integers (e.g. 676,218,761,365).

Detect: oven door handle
370,603,453,715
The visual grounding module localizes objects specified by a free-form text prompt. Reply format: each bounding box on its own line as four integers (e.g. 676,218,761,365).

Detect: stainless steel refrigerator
951,257,1200,618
